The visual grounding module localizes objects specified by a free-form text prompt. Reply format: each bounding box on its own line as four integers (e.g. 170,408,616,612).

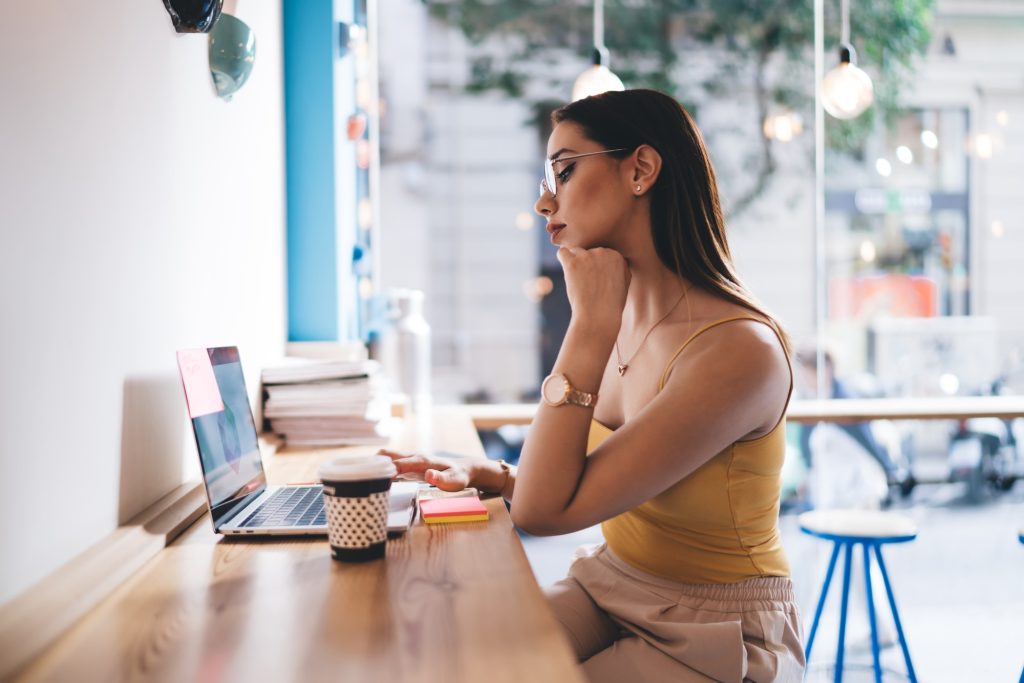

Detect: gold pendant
617,364,628,376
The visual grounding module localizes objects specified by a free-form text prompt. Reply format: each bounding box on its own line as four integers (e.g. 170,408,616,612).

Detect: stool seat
799,509,917,543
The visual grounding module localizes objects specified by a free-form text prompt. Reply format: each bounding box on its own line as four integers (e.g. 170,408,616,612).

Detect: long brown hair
552,89,790,354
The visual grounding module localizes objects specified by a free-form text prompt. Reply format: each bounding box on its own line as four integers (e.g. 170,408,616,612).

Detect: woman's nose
534,187,554,217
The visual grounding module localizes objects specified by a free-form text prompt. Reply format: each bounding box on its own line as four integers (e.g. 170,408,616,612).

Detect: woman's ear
630,144,662,196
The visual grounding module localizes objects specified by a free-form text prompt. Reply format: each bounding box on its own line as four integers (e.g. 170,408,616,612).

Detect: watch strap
496,460,513,499
567,387,597,407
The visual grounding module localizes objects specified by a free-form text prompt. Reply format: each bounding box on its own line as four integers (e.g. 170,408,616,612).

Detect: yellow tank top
592,316,792,584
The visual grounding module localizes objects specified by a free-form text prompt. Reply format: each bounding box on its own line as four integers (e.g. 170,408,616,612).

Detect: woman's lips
546,222,565,240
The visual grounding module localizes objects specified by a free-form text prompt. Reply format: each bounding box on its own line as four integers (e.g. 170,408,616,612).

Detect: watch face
542,374,568,405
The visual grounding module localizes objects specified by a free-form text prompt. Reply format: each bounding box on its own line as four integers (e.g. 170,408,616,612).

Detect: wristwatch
541,372,598,408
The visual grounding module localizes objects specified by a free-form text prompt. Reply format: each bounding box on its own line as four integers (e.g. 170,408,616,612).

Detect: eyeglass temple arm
549,147,629,164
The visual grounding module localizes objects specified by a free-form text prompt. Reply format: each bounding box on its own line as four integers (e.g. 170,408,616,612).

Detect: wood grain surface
0,481,208,681
16,412,583,683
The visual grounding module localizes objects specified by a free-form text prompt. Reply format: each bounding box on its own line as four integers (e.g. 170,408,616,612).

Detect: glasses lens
544,159,557,197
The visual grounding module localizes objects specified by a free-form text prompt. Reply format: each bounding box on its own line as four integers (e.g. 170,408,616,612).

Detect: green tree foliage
428,0,933,214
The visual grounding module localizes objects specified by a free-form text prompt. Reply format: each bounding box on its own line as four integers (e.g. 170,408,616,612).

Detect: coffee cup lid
318,454,396,482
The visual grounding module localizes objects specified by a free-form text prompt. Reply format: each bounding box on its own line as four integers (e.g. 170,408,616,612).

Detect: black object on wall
162,0,224,33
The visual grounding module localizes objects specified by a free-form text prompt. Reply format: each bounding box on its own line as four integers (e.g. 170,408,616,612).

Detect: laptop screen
177,346,267,527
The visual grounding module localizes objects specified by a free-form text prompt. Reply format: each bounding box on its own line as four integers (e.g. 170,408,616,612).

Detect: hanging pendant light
821,0,873,119
571,0,624,101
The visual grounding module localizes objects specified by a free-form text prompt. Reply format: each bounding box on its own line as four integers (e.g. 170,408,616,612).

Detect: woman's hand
380,450,471,491
556,246,631,337
380,450,513,496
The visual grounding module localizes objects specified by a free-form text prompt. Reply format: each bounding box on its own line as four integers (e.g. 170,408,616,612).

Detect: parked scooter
948,376,1023,501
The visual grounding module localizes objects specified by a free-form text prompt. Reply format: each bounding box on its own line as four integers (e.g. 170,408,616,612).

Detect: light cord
840,0,850,45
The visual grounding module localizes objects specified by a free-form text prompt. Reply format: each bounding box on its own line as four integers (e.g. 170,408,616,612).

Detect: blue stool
799,510,919,683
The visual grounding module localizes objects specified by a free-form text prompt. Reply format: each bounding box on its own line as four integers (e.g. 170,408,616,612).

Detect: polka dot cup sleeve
319,455,398,562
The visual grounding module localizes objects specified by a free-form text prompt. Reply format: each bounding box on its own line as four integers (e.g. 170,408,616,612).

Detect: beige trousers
545,544,805,683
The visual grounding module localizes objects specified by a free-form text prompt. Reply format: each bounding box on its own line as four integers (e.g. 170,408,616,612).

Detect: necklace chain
614,285,691,376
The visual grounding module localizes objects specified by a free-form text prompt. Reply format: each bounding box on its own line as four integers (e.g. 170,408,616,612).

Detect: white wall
0,0,286,605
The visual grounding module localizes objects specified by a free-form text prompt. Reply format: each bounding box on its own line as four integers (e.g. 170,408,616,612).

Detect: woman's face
533,121,633,249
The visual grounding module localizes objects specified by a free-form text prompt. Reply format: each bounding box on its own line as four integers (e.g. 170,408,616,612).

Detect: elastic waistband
597,544,796,604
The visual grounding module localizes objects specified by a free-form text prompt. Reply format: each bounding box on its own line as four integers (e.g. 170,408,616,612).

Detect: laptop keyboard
239,486,326,528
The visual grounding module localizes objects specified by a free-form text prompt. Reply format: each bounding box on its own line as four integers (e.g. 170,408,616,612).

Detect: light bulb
763,111,804,142
515,211,534,231
859,240,877,263
821,44,874,120
973,133,994,159
572,64,624,102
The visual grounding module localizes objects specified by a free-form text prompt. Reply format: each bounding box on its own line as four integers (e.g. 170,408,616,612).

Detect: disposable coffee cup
319,455,397,561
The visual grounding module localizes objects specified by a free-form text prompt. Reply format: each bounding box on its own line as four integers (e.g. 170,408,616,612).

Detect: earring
635,184,642,192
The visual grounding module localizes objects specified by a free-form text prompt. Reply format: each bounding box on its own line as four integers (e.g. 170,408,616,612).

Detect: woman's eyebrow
549,148,577,160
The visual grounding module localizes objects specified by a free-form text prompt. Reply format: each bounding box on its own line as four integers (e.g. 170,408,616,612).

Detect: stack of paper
262,358,393,447
419,496,490,524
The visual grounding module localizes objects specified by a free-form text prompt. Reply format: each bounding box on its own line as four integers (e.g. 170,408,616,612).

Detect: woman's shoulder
666,299,788,381
681,298,780,350
662,306,791,433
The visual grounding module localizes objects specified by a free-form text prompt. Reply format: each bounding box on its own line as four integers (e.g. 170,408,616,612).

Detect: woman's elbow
509,508,570,536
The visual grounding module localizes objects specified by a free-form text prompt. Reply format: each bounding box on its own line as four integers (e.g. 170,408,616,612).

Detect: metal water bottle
379,289,432,416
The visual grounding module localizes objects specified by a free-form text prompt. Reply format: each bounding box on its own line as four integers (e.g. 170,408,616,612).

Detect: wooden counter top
15,411,582,683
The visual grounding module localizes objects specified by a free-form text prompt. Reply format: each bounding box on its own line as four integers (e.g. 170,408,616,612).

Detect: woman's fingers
380,451,430,472
379,450,461,482
424,467,470,491
555,246,579,267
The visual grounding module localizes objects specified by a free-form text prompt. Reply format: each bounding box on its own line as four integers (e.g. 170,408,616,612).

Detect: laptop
176,346,418,536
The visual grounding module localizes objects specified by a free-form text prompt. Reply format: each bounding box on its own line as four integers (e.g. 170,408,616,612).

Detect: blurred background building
376,0,1024,408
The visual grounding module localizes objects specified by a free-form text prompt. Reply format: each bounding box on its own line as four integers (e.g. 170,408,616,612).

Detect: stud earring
635,184,642,192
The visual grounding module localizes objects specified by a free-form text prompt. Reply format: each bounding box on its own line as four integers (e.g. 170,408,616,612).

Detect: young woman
384,89,804,682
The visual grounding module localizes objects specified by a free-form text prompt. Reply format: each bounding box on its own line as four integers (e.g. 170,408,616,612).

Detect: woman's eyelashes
556,162,576,187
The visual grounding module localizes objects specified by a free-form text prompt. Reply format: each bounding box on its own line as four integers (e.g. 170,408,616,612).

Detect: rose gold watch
541,372,598,408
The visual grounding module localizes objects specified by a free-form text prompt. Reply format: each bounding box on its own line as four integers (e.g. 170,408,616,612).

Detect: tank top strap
657,315,789,392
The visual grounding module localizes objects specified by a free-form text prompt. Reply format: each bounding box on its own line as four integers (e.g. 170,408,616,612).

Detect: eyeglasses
539,148,629,198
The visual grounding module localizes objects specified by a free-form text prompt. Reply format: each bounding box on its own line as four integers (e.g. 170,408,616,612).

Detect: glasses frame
540,148,629,197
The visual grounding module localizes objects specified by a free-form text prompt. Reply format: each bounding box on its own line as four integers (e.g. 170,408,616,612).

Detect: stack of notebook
419,496,490,524
262,358,392,447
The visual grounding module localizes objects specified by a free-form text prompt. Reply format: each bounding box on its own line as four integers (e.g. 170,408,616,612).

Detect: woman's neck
612,208,691,328
621,250,690,328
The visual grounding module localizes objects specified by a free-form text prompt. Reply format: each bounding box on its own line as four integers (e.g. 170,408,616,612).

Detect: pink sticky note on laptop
177,349,225,418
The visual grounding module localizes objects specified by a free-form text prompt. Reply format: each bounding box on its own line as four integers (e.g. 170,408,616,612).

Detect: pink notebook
420,496,489,524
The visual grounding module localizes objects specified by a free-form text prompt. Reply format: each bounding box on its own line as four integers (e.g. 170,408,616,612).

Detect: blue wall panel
283,0,337,341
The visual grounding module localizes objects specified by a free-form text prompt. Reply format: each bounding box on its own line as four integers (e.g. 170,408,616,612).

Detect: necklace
614,285,691,376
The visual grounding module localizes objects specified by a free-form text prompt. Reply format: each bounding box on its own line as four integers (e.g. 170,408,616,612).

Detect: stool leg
834,542,854,683
873,544,918,683
863,542,882,683
805,541,842,662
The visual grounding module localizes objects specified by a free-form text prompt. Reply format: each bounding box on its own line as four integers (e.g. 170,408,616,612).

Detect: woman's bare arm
510,319,790,536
